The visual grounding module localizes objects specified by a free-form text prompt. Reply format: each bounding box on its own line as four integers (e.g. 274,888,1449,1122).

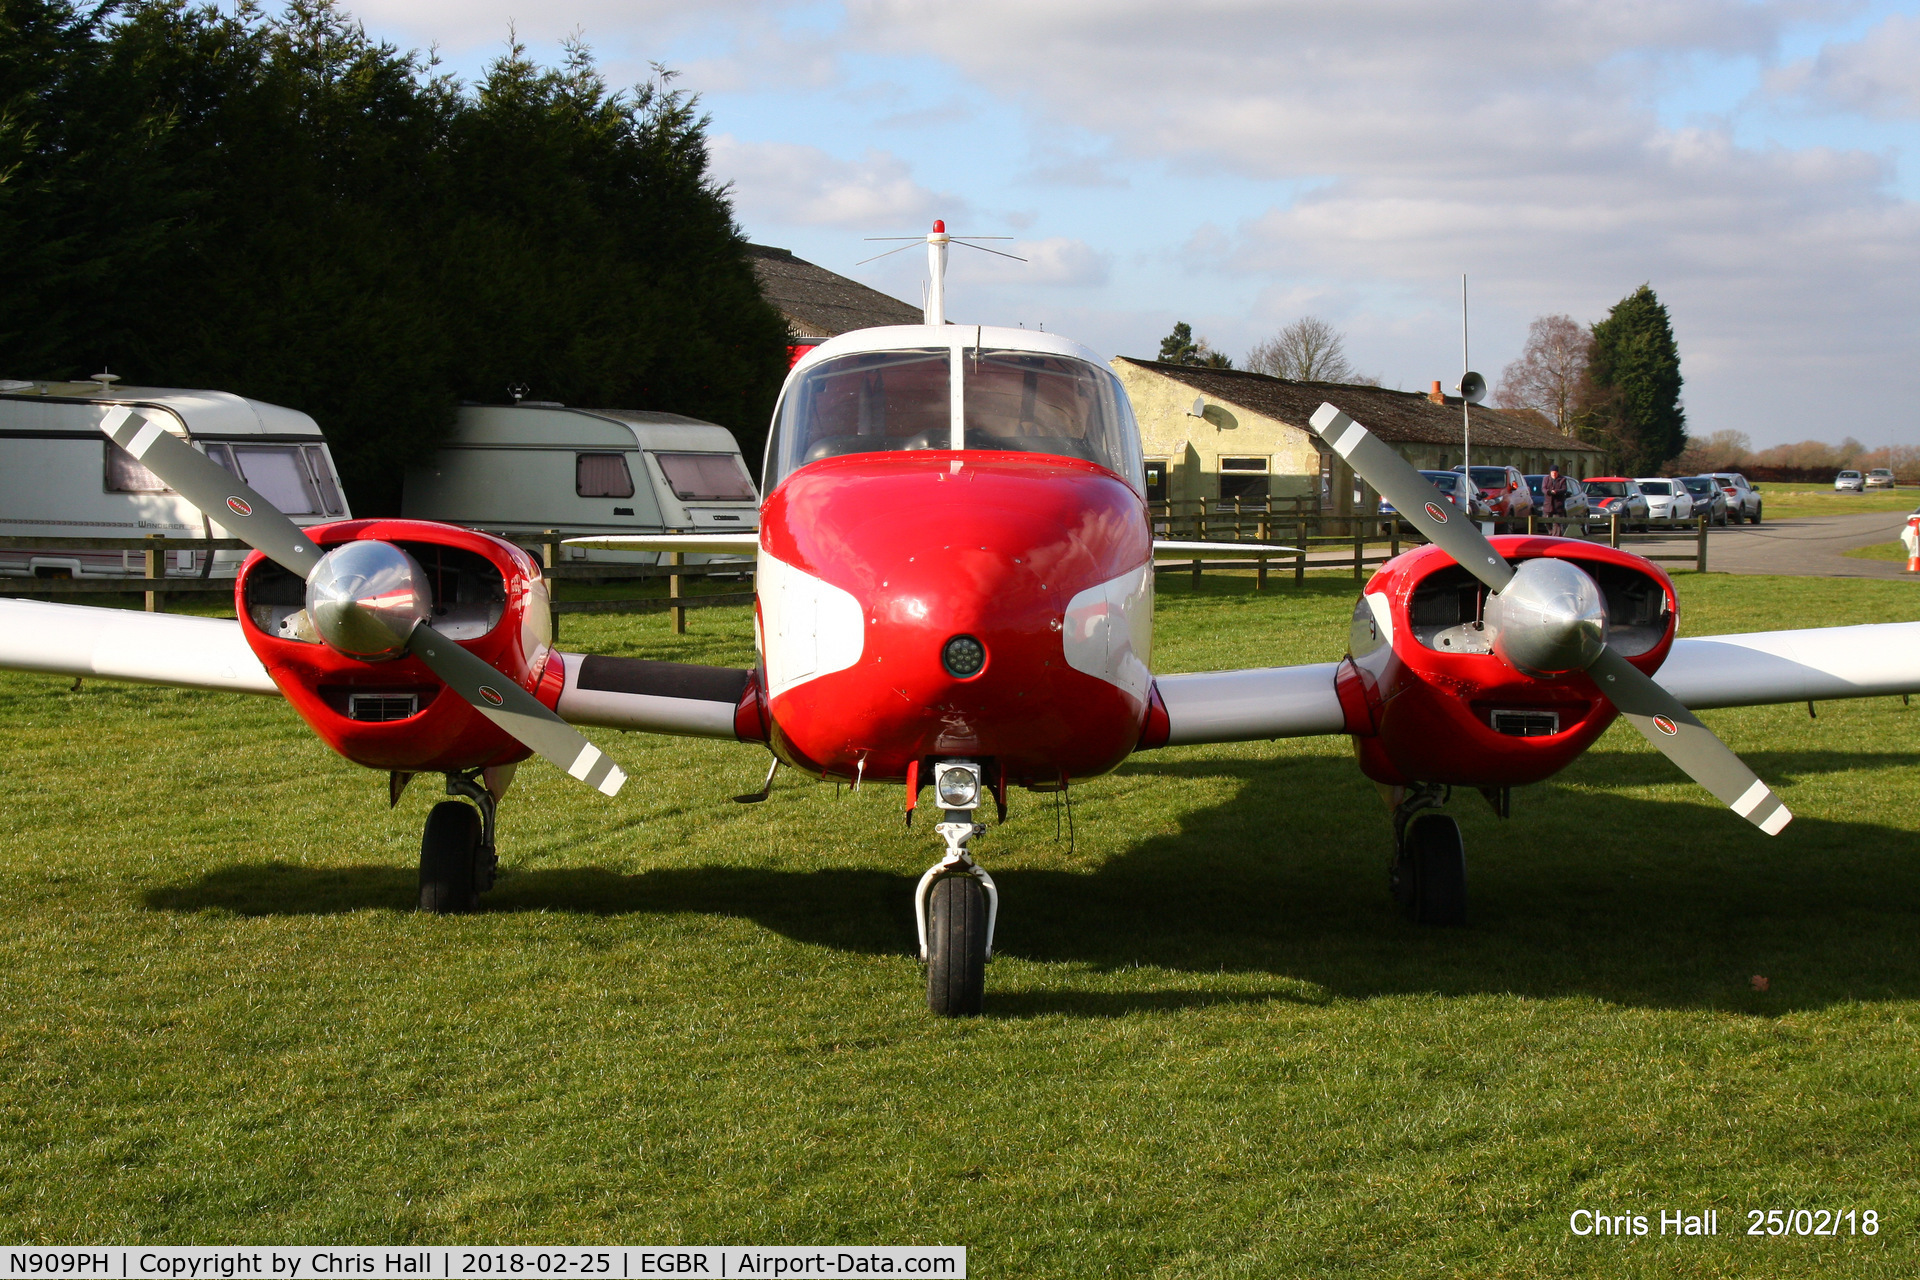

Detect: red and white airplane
5,223,1919,1016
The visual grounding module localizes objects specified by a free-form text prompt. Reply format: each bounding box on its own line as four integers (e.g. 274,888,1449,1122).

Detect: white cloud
1769,13,1920,118
707,136,965,229
951,237,1111,287
824,0,1920,439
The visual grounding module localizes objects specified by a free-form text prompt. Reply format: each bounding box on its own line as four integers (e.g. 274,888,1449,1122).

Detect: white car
1835,470,1864,492
1634,478,1695,525
1866,468,1896,490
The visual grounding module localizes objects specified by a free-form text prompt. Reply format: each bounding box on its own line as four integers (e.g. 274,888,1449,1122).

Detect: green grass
4,574,1920,1274
1749,484,1916,519
1844,541,1912,564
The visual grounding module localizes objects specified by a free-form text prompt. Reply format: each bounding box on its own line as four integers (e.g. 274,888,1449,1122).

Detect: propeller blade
1589,647,1791,835
1307,403,1513,593
100,406,325,580
406,626,627,796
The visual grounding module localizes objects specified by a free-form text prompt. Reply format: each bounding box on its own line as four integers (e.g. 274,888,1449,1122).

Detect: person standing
1542,465,1573,536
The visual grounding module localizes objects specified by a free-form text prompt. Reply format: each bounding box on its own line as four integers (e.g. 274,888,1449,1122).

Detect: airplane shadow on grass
142,748,1920,1017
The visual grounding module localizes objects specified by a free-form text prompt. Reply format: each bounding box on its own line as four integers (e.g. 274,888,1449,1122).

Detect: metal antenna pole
1460,274,1471,481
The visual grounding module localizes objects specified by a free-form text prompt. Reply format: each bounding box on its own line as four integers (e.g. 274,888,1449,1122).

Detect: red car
1452,464,1535,531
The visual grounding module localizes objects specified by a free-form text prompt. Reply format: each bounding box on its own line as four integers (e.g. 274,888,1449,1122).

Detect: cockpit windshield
766,345,1143,489
961,352,1138,482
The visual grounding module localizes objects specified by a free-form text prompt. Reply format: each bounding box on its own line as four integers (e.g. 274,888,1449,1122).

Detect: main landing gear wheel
419,800,482,914
1392,811,1468,927
925,873,987,1017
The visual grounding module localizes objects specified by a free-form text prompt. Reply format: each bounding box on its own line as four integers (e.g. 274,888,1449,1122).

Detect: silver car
1635,478,1695,525
1710,472,1763,523
1867,468,1896,490
1835,469,1864,492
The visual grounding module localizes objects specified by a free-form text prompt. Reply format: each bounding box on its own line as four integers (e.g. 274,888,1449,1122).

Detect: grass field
1749,484,1917,519
1845,540,1910,563
4,572,1920,1274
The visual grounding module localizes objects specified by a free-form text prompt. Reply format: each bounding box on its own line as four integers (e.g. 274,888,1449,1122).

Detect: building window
576,452,636,498
1144,459,1168,504
1219,456,1268,503
1317,447,1335,512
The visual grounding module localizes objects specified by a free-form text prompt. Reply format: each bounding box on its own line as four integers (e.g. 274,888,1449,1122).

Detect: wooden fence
1,514,1713,629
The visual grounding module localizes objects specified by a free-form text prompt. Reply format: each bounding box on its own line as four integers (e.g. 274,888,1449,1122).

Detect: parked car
1524,474,1592,529
1380,471,1492,522
1581,477,1651,531
1450,464,1534,530
402,403,759,566
1835,469,1864,492
1710,472,1763,523
1634,478,1695,525
1866,468,1896,490
1678,475,1730,526
0,378,349,579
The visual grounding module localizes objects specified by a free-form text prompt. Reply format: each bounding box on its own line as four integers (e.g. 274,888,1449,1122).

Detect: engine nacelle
1343,536,1676,788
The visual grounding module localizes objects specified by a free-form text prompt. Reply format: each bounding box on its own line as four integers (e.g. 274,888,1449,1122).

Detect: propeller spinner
98,407,627,797
1308,403,1789,835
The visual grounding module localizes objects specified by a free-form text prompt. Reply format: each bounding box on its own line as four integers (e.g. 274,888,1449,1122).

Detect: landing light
936,763,982,810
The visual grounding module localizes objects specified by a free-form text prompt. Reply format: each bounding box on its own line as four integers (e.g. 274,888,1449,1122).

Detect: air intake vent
1490,709,1559,737
347,693,419,722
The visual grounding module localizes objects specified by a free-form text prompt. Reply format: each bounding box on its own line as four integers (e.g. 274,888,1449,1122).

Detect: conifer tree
1582,285,1686,474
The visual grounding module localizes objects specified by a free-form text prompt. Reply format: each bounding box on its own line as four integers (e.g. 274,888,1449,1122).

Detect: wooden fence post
1295,519,1307,584
1192,509,1206,590
1696,513,1709,573
1609,512,1622,549
669,550,686,634
1352,517,1364,581
542,529,561,642
144,535,163,612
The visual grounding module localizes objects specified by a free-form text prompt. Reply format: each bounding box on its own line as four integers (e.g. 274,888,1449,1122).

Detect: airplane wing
0,598,278,695
1153,540,1299,557
1148,620,1920,747
0,599,756,741
563,533,759,554
551,652,752,739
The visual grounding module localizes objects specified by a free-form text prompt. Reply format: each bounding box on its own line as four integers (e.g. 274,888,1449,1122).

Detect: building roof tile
1117,358,1602,454
747,245,923,338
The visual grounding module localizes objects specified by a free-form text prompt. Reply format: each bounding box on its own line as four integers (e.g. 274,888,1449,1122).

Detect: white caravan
0,379,348,578
400,404,759,563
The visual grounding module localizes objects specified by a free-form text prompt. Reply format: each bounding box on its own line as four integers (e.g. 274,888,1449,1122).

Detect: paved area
1638,510,1918,581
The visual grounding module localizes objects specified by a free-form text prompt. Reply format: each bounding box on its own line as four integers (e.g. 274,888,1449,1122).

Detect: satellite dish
1187,396,1206,418
1458,371,1486,404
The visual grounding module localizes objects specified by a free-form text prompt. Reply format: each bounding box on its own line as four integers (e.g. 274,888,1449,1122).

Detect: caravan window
104,441,173,493
656,453,756,502
233,446,324,514
576,453,636,498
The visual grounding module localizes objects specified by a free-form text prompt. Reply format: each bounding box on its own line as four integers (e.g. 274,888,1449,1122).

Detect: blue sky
360,0,1920,449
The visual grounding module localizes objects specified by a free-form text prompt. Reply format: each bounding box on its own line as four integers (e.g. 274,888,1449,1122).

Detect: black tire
926,874,987,1016
419,800,481,914
1751,504,1762,524
1396,812,1467,926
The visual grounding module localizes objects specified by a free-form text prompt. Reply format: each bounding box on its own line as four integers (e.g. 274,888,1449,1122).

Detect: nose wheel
913,763,1000,1016
418,770,502,915
1390,786,1467,926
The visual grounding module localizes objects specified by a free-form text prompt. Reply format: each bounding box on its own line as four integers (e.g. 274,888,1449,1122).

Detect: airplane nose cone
1489,556,1608,675
306,540,430,660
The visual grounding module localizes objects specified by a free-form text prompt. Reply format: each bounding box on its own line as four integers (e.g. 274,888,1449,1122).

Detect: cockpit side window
768,349,951,482
963,352,1142,487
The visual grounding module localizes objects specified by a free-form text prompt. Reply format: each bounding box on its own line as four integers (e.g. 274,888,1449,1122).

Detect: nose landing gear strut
913,760,1000,1016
